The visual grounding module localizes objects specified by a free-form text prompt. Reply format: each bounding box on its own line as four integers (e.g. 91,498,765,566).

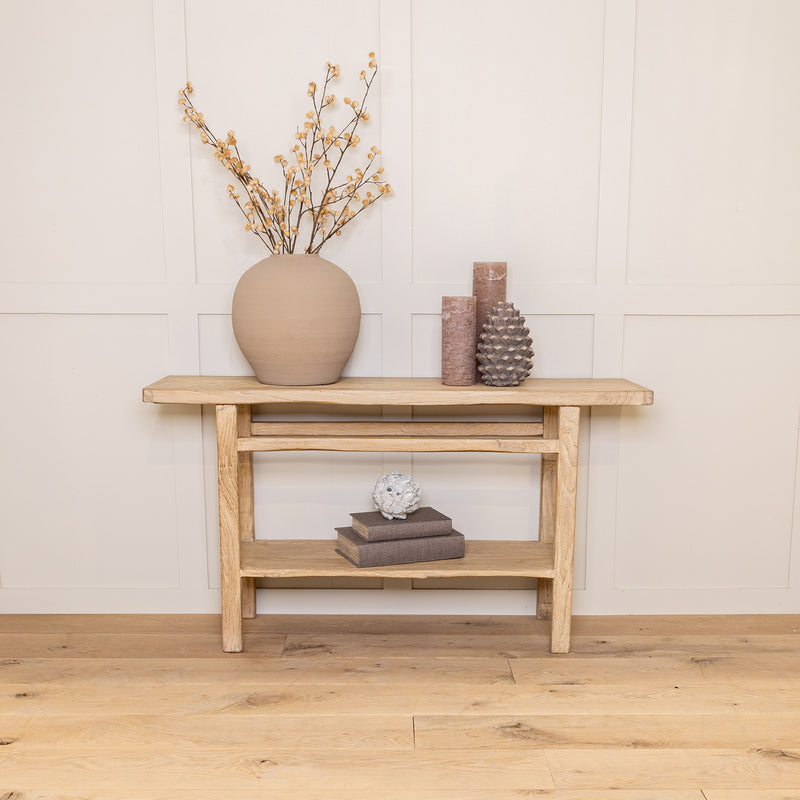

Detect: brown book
335,526,465,568
349,506,452,541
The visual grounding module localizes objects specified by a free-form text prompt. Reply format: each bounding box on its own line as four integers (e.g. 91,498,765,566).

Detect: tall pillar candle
472,261,507,380
441,295,476,385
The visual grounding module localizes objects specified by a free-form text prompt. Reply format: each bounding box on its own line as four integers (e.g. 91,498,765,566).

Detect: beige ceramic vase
231,253,361,385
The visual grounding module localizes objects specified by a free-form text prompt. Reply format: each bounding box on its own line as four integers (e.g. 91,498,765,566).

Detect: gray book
349,506,452,541
335,526,465,568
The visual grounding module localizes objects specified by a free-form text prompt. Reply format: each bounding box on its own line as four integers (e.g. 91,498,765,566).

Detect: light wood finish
250,421,545,437
1,613,798,798
537,405,559,619
551,405,581,653
237,406,256,619
143,376,653,653
142,375,654,407
216,404,243,652
413,713,800,750
237,434,560,453
239,540,555,579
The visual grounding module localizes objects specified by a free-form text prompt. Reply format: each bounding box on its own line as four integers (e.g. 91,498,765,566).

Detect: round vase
231,253,361,386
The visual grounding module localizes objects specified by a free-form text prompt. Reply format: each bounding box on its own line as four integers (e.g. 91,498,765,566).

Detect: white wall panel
2,0,799,616
411,0,605,286
627,0,800,285
616,315,800,590
0,0,165,284
0,314,177,589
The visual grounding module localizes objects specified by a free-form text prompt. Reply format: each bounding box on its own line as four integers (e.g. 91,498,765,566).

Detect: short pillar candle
441,295,477,386
472,262,507,379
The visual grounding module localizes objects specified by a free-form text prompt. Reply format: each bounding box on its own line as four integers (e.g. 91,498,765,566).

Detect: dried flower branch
179,54,391,254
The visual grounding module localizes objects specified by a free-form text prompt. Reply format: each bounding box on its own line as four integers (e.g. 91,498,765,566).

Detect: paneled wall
1,0,798,615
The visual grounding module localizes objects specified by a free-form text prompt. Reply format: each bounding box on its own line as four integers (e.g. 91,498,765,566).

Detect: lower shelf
239,539,555,580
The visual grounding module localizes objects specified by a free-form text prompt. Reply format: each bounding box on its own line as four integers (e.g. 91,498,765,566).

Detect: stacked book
335,507,465,568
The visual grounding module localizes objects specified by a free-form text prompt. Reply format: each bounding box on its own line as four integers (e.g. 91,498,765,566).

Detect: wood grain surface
142,375,654,407
1,613,798,798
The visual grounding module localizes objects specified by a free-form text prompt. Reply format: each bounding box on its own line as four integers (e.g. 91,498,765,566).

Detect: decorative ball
372,471,422,520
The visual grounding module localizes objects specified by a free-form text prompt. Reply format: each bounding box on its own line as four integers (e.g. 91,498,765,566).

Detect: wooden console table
142,376,653,654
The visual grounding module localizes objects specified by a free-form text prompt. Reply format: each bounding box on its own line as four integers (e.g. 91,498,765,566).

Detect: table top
142,376,653,407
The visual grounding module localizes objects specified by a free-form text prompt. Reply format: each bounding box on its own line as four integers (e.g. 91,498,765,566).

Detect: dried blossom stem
180,54,391,255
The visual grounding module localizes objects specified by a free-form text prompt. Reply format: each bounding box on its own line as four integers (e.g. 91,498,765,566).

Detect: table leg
550,405,580,654
216,404,243,652
537,406,559,619
237,406,256,619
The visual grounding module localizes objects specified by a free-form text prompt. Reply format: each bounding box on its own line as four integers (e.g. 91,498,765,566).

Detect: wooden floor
1,614,799,799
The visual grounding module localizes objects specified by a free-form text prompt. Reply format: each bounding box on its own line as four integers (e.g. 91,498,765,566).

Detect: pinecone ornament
477,302,534,386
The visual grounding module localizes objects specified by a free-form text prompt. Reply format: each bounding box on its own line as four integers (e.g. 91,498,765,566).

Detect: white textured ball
372,471,422,520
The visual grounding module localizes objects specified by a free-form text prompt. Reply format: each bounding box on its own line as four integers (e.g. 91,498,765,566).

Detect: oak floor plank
0,656,514,686
3,682,798,718
0,750,556,794
279,631,799,659
0,792,709,800
0,633,286,659
702,792,800,799
511,653,800,684
566,634,800,656
1,713,413,751
0,614,224,635
413,713,800,750
281,631,552,657
568,615,800,637
546,748,800,790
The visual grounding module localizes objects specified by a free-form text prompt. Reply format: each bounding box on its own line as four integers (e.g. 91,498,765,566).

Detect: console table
142,376,653,654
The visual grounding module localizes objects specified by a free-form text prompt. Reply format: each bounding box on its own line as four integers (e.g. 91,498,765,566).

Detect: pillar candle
441,295,476,386
472,261,507,380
